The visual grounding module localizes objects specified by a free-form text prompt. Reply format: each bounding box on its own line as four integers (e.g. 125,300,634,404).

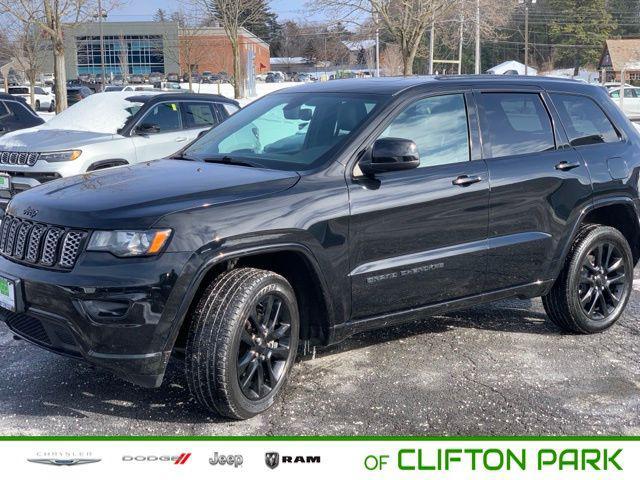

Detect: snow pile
41,91,156,134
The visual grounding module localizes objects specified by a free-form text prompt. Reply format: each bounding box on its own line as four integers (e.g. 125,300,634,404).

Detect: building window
76,34,165,76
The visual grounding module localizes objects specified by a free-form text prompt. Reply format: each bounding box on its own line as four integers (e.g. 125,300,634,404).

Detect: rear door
476,88,592,290
180,101,222,142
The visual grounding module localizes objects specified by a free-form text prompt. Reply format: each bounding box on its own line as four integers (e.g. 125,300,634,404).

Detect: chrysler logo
27,458,101,466
265,452,280,469
23,206,38,218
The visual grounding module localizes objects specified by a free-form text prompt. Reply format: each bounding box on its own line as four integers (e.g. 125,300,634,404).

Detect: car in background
296,73,313,83
265,72,285,83
148,72,164,84
166,72,180,82
78,73,92,83
40,73,54,85
7,86,55,111
608,86,640,118
0,94,44,137
201,71,213,83
130,74,144,84
66,85,93,105
0,91,240,206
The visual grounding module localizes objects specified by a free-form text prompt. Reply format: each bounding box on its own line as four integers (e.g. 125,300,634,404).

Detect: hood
0,129,116,151
7,159,300,229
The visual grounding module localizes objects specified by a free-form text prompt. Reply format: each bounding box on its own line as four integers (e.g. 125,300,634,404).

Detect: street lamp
518,0,536,75
93,0,107,90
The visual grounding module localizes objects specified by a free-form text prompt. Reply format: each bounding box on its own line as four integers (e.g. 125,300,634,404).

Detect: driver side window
140,102,182,132
377,94,470,168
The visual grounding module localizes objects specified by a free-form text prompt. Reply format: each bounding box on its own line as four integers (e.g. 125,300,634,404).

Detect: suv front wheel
543,225,633,333
185,267,299,419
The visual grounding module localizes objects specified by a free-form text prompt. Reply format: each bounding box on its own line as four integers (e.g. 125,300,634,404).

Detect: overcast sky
110,0,318,22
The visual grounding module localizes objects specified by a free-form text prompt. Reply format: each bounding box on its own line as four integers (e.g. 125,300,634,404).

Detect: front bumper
0,251,194,387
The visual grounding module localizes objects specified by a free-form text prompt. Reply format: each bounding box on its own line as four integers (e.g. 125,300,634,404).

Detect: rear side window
480,92,555,158
182,102,217,129
550,93,620,146
8,87,28,95
141,102,182,132
222,103,240,116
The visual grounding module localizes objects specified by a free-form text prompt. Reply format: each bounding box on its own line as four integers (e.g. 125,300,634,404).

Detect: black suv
0,77,639,419
0,94,44,136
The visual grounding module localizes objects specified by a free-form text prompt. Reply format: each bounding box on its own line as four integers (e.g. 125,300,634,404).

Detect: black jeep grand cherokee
1,76,639,419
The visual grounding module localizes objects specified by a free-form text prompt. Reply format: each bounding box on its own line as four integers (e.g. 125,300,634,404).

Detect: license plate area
0,273,23,313
0,174,11,191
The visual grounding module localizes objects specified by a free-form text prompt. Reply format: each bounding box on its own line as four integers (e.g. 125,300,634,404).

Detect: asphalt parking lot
0,270,639,436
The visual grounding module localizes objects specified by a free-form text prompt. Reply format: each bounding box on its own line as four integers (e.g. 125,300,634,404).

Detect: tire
35,100,40,111
185,267,300,419
48,100,55,112
543,224,634,333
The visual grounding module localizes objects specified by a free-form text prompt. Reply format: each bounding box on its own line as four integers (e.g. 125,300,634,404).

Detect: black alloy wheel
237,293,293,400
578,242,629,321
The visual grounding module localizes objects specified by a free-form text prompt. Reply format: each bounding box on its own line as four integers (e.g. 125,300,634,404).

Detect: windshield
42,92,150,134
183,92,384,171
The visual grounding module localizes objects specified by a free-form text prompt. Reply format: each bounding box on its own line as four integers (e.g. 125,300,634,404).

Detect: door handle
555,161,581,171
452,175,482,187
175,137,187,142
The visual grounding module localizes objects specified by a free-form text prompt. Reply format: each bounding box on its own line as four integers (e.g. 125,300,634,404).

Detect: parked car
130,74,144,84
201,71,213,83
148,72,164,84
608,86,640,118
0,93,44,137
41,73,54,85
66,85,93,105
78,73,92,83
0,91,239,206
265,72,284,83
0,76,637,420
166,72,180,82
7,86,55,112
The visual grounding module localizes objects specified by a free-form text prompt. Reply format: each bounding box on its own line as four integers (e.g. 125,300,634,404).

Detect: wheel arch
580,197,640,264
170,243,336,356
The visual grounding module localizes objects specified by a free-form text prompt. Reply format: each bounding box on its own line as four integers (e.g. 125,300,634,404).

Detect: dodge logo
265,452,280,469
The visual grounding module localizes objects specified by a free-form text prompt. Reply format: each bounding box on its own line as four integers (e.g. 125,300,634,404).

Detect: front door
348,92,490,319
131,101,190,161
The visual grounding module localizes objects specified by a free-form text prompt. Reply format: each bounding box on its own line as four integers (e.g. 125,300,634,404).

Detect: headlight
87,229,172,257
40,150,82,162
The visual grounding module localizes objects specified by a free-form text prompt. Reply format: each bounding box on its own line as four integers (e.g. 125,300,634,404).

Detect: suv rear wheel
185,267,299,419
543,225,633,333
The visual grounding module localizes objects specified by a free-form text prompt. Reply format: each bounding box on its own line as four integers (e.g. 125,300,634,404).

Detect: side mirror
359,137,420,176
135,123,160,135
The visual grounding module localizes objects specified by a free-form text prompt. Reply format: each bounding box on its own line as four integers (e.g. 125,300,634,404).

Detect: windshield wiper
201,156,262,168
171,153,196,161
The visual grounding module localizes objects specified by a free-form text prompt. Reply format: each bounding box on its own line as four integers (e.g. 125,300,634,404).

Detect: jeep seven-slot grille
0,216,87,269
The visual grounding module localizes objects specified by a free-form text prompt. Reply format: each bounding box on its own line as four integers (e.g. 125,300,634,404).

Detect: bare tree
380,43,403,76
118,31,128,82
0,12,47,108
200,0,265,98
309,0,455,76
0,0,119,112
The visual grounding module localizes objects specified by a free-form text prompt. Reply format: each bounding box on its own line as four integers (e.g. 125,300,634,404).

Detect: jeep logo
23,206,38,218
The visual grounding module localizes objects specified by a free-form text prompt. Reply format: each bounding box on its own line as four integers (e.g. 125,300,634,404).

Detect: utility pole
374,11,380,77
95,0,107,90
429,16,435,75
458,10,464,75
474,0,480,74
519,0,536,75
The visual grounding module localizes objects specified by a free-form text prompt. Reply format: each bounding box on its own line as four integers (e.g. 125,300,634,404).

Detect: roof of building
342,40,376,51
179,26,269,49
600,39,640,71
486,60,537,75
270,57,310,65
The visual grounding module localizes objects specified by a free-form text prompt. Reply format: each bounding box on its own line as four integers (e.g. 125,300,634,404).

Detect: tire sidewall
225,275,299,418
567,228,633,332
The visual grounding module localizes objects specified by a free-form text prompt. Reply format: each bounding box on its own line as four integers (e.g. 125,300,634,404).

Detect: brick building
179,27,270,76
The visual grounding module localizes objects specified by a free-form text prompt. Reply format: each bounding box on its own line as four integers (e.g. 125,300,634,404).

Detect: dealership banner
0,439,638,479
